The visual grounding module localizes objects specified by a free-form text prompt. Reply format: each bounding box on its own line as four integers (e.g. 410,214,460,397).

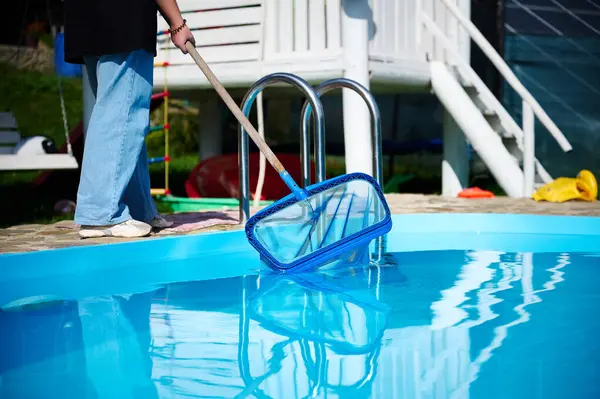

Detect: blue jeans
75,50,158,226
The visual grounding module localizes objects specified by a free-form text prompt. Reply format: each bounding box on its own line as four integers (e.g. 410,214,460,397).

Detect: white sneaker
79,219,152,239
149,214,173,229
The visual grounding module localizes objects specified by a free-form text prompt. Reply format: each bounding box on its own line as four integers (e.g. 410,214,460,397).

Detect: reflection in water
238,268,391,398
2,250,599,398
0,291,160,399
452,252,571,399
78,291,159,399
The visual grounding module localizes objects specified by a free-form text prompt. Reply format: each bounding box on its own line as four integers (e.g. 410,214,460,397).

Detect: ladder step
149,123,171,133
151,188,171,196
148,156,171,164
151,91,170,101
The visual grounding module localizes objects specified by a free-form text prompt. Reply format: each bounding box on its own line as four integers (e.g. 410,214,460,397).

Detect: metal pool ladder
237,74,387,261
299,78,386,262
237,72,326,224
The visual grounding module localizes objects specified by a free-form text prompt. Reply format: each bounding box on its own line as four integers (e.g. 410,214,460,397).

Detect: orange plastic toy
458,187,495,199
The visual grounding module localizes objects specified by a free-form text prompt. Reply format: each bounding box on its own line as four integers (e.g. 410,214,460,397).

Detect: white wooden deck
153,0,469,91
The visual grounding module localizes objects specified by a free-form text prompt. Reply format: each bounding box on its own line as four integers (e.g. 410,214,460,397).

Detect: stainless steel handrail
299,78,386,261
238,73,326,223
299,78,383,188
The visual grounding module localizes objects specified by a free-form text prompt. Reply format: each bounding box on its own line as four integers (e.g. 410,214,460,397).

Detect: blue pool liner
1,213,600,310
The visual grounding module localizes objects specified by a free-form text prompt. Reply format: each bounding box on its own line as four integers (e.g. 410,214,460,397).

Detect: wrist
169,18,187,36
169,16,184,28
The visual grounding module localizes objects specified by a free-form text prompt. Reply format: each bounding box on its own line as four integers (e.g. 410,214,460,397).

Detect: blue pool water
1,214,600,398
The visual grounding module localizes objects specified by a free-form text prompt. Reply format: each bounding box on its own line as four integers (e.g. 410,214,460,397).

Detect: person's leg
124,142,173,228
119,53,174,230
119,63,174,229
75,49,154,237
124,141,156,222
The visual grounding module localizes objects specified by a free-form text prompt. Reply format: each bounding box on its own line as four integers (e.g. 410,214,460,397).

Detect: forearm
157,0,195,53
156,0,184,27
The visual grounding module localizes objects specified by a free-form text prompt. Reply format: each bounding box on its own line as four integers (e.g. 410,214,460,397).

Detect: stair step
469,95,487,112
449,65,464,82
463,85,478,96
483,111,511,137
456,72,514,138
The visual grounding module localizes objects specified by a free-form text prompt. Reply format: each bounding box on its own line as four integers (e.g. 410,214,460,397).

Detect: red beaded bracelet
169,19,187,35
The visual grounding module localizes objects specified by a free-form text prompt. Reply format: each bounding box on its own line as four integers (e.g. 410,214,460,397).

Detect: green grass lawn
0,62,82,190
0,63,83,149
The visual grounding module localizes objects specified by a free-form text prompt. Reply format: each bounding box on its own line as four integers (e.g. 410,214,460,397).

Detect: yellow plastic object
533,170,598,202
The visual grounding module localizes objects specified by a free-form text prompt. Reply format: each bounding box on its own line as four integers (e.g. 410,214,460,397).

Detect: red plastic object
185,153,317,200
458,187,495,199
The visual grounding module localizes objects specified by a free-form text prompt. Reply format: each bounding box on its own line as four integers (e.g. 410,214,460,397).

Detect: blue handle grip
279,171,308,200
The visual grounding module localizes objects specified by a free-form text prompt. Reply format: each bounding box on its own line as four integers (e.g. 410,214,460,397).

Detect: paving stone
53,235,82,242
37,230,73,236
0,230,36,236
0,245,22,253
6,224,41,230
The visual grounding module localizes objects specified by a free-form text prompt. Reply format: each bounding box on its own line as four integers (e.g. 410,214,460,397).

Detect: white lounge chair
0,111,78,171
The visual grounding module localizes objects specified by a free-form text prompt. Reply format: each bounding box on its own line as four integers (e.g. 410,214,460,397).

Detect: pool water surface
1,248,599,398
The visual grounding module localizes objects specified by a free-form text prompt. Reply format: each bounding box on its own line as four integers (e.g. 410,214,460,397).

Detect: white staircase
430,61,526,197
419,0,573,197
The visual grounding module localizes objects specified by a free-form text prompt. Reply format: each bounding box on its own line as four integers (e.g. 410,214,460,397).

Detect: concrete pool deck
1,194,599,255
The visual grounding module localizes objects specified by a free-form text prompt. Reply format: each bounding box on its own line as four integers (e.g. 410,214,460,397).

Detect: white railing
262,0,342,60
522,102,535,197
156,0,264,65
368,0,421,60
419,0,574,195
154,0,346,87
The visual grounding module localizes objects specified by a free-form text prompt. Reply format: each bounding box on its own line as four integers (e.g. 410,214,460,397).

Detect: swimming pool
1,213,599,398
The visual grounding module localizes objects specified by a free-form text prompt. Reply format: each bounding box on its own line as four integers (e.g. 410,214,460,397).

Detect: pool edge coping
1,212,599,261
